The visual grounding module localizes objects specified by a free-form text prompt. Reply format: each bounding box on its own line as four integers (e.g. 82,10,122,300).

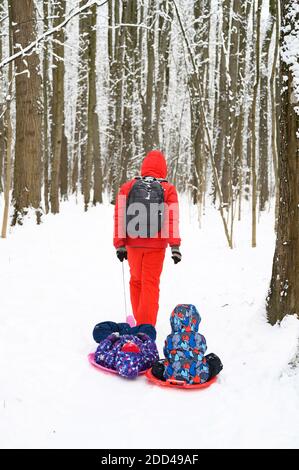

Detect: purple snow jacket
95,332,159,378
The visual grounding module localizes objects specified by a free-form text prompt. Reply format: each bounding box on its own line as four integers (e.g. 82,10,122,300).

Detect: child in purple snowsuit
93,322,159,378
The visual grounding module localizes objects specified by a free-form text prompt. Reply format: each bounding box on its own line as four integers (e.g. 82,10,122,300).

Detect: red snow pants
127,247,166,326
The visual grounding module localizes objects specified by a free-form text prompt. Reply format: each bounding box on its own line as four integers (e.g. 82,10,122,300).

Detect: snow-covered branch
107,22,151,30
0,0,109,70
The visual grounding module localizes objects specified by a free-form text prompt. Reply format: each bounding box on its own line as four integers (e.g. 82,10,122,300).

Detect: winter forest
0,0,299,450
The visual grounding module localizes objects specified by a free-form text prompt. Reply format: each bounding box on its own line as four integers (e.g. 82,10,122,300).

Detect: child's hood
170,304,201,333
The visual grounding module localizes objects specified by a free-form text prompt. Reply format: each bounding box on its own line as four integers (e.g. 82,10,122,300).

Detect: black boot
205,353,223,380
151,360,166,381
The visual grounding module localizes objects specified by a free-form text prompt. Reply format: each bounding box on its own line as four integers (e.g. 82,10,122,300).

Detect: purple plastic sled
88,353,148,375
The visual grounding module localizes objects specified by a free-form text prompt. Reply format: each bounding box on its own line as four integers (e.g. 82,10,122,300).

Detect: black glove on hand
116,246,127,262
171,246,182,264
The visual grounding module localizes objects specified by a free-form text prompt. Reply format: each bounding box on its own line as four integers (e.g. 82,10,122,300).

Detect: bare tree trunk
216,0,230,207
92,4,103,205
212,7,222,204
84,3,103,209
106,0,115,194
259,6,274,212
174,0,232,248
154,0,173,149
226,0,245,241
92,110,103,205
1,113,12,238
270,0,280,230
134,1,145,157
243,1,255,203
0,0,4,194
267,0,299,324
43,0,50,214
60,131,68,199
190,0,209,207
121,0,138,184
0,121,3,192
1,3,12,238
236,0,252,220
251,0,262,247
143,0,156,153
50,0,66,214
110,0,126,202
11,0,42,225
72,0,89,195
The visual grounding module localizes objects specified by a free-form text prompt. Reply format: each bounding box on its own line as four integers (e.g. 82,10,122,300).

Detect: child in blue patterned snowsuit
156,304,222,384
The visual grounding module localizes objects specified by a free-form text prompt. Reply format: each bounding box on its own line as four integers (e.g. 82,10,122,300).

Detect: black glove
116,246,127,262
171,246,182,264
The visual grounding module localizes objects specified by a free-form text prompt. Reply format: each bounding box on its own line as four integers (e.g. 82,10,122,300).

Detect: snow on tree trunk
266,0,299,325
11,0,42,225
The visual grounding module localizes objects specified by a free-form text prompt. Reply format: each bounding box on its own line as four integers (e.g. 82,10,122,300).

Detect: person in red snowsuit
113,150,181,326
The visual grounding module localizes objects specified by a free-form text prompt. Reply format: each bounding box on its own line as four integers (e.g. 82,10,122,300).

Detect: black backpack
126,176,167,238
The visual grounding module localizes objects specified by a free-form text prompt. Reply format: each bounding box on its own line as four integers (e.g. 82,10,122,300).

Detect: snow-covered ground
0,196,299,449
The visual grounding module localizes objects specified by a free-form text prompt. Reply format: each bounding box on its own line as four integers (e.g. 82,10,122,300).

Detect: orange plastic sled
146,369,217,390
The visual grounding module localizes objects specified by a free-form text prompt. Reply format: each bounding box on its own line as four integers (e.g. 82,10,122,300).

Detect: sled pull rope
121,261,128,319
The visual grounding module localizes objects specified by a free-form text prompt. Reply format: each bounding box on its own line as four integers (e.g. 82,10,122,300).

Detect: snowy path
0,198,299,449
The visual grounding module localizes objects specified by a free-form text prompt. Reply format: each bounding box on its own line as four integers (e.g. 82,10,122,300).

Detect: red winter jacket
113,150,181,249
